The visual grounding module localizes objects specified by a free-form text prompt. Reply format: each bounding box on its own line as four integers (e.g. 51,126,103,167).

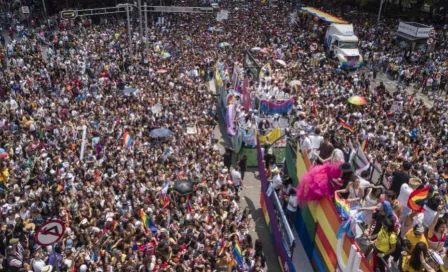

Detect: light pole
125,5,133,56
144,2,149,51
377,0,385,29
138,0,143,40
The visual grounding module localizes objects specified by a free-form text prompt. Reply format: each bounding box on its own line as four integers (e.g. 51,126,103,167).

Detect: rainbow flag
228,258,237,272
407,187,430,213
0,170,8,190
160,194,170,209
138,209,158,235
123,132,133,148
338,118,354,133
113,221,120,233
362,138,368,151
259,63,272,81
232,240,243,267
334,192,350,220
218,239,225,256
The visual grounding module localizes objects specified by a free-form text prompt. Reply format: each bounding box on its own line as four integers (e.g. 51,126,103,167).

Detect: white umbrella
251,47,261,51
275,59,287,67
289,80,302,87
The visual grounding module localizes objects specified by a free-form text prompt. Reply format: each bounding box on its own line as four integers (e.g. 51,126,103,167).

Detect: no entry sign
35,220,66,246
310,42,318,52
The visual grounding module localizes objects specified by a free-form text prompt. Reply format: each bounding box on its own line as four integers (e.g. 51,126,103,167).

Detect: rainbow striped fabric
123,132,133,148
113,221,120,233
361,138,368,151
334,192,350,220
300,7,348,24
407,187,430,213
338,118,354,133
138,209,158,235
232,240,243,267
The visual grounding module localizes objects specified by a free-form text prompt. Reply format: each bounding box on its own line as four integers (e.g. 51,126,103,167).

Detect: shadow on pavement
244,196,281,271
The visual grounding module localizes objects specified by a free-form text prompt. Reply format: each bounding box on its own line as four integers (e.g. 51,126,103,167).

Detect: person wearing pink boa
296,149,347,206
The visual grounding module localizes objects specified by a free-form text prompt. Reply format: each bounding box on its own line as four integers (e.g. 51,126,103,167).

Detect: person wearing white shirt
271,169,282,191
31,252,46,272
308,128,324,162
285,190,298,224
299,131,312,154
398,178,422,223
230,167,242,188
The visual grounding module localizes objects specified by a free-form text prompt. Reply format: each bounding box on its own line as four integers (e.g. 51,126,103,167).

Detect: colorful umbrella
218,42,231,48
347,95,367,105
161,52,171,59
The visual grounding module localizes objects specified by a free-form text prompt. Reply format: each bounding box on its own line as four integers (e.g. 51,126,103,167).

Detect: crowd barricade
256,139,296,272
282,142,374,272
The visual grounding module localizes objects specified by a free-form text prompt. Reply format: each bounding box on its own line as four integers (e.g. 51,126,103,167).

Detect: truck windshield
338,41,358,49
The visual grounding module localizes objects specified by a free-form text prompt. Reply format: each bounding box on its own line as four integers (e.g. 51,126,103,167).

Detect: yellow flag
215,69,222,87
259,63,272,81
259,129,281,145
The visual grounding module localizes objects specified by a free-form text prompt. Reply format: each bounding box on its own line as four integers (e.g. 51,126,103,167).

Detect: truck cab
325,24,363,69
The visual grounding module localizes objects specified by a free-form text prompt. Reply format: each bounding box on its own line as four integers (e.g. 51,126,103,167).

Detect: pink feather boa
296,162,343,206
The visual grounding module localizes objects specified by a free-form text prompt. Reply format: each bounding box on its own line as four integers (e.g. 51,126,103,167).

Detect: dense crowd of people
0,0,446,271
284,6,448,272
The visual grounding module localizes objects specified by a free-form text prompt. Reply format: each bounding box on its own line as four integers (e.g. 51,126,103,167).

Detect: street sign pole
376,0,385,30
35,220,66,271
41,0,48,18
79,125,87,160
52,247,60,272
126,5,133,56
138,0,143,42
144,2,149,51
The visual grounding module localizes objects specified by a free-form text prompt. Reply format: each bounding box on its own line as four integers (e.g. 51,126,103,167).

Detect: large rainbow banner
301,7,348,24
260,99,294,114
282,143,373,272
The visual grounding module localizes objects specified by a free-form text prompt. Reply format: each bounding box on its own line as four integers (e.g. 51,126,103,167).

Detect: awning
300,7,348,24
394,31,427,42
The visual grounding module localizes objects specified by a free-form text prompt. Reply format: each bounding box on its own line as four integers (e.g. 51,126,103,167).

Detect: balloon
0,152,8,159
0,148,4,153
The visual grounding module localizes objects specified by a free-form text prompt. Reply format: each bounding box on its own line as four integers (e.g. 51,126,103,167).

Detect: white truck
324,24,364,69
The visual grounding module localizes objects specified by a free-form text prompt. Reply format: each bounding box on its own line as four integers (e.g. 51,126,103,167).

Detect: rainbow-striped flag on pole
138,209,158,235
407,187,430,213
123,132,133,148
334,192,350,220
338,118,355,133
232,240,244,267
